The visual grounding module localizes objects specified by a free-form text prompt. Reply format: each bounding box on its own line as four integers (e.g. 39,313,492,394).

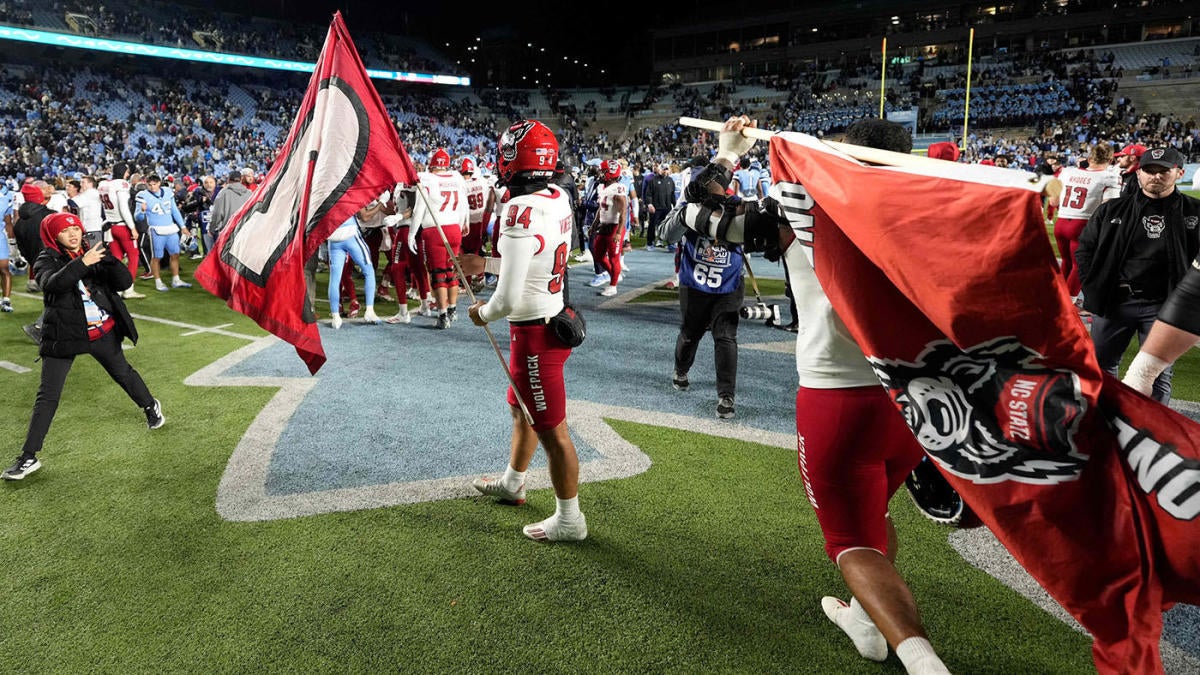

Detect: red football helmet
459,157,476,175
430,148,451,170
497,120,558,183
600,159,621,181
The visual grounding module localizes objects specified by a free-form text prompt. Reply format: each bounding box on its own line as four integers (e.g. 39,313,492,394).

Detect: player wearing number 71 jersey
469,119,587,542
1053,144,1120,299
409,148,469,328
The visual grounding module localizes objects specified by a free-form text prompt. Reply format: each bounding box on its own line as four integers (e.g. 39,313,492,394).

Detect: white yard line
0,360,31,373
14,291,261,341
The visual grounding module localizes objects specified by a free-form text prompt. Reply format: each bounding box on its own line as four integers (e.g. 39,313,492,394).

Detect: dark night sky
191,0,796,85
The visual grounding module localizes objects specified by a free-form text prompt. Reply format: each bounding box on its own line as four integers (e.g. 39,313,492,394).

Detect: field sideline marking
15,291,262,341
0,360,31,373
183,335,795,522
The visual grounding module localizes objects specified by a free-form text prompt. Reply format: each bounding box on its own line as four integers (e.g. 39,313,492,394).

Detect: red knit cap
40,212,86,256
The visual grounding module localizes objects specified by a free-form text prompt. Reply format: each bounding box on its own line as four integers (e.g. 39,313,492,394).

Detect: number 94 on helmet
496,120,558,184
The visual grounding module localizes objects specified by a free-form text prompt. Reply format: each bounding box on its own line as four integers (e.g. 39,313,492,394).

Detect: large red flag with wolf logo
195,12,417,374
768,132,1199,674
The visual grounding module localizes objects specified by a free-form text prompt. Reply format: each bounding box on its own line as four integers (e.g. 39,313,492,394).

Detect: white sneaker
362,308,381,324
821,597,887,662
618,271,626,283
122,287,147,299
155,281,169,292
599,286,618,297
419,299,437,317
523,514,587,541
385,308,411,324
472,476,526,504
587,272,610,287
575,250,593,263
330,313,343,330
171,279,192,289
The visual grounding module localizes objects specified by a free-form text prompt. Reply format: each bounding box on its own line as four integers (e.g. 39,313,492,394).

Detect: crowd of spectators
0,28,1198,189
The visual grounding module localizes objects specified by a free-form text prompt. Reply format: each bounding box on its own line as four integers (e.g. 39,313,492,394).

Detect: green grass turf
0,254,1184,673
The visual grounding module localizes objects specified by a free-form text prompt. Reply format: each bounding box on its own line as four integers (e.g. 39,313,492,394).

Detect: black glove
683,162,734,204
744,196,784,262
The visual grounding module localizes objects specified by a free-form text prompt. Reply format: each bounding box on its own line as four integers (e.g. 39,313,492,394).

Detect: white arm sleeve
478,234,537,323
117,187,136,228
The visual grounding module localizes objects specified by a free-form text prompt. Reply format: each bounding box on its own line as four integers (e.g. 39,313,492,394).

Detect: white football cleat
330,313,343,330
599,286,618,297
362,307,381,324
472,476,526,504
385,308,411,324
821,596,887,662
523,514,587,542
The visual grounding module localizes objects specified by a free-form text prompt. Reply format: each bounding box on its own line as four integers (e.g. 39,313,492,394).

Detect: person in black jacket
3,213,164,481
1076,146,1200,403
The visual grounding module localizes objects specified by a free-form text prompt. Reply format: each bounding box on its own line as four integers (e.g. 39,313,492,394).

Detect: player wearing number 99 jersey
469,119,587,542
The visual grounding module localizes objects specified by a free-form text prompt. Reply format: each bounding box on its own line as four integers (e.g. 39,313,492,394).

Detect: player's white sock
501,465,525,492
895,637,950,675
821,596,887,662
555,496,581,521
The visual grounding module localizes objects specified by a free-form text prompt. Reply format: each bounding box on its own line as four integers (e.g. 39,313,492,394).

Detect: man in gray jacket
208,171,252,240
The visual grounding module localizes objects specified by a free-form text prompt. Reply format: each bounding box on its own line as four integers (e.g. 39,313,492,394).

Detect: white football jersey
75,188,104,232
414,170,469,232
463,175,489,226
484,185,574,323
1056,167,1121,220
98,178,135,227
597,181,627,225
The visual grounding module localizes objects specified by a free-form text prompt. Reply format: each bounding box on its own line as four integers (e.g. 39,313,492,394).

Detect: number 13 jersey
483,185,574,323
1056,167,1121,220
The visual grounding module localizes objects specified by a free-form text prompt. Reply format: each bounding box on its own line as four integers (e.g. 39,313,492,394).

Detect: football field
0,245,1196,673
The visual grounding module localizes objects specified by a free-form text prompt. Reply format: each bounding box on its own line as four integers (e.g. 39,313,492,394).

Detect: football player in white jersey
409,148,470,328
1052,143,1121,300
459,157,493,290
670,117,951,673
468,120,587,542
97,163,144,299
592,160,627,297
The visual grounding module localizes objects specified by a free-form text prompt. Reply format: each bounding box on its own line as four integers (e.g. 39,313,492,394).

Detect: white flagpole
677,116,1062,201
411,186,536,427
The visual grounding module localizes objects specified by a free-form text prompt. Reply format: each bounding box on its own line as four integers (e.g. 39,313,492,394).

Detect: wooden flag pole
676,116,1061,202
413,186,536,427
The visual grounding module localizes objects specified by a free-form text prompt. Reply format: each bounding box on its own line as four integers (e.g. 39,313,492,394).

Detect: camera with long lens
739,303,780,323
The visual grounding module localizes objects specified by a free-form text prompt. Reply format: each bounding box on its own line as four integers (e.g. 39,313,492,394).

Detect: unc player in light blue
733,157,760,203
134,174,191,292
0,181,14,311
326,212,380,329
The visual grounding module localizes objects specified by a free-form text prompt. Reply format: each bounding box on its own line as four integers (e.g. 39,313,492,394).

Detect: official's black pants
21,330,154,456
675,281,743,399
1091,298,1172,404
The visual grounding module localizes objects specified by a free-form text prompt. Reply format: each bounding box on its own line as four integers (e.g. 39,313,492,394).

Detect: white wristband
1122,351,1169,396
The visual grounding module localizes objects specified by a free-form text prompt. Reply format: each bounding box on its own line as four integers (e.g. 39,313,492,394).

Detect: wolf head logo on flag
195,12,417,374
869,337,1088,484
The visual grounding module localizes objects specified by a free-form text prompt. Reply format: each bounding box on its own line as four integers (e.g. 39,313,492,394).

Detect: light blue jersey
734,167,759,201
135,187,185,234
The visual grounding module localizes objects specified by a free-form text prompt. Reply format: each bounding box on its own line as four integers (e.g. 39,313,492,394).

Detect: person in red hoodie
3,213,164,481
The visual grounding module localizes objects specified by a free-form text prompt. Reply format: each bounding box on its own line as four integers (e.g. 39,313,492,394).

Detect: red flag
769,132,1200,674
195,12,417,374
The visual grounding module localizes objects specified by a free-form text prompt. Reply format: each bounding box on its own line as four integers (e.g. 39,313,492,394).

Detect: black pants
647,208,667,246
1091,297,1172,403
675,282,743,398
137,225,153,274
22,330,154,456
